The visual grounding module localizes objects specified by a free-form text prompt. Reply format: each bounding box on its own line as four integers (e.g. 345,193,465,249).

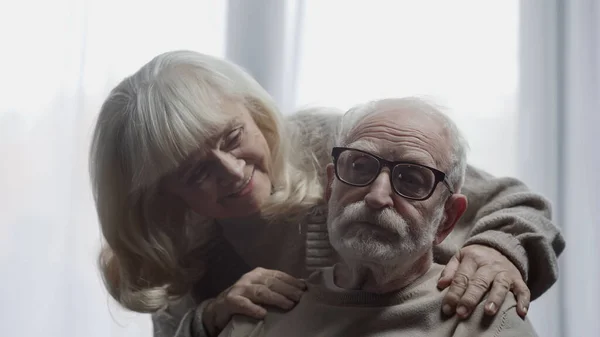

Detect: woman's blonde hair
90,50,322,312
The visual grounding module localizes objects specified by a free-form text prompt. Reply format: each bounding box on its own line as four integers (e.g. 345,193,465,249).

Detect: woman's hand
437,244,530,319
202,267,306,336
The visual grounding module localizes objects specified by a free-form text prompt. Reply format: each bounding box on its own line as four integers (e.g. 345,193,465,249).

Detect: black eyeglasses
331,147,454,201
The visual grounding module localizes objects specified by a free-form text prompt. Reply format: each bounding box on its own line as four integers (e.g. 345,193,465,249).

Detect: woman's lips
226,169,255,199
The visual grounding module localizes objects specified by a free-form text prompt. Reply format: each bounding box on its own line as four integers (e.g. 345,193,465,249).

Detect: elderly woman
89,50,564,337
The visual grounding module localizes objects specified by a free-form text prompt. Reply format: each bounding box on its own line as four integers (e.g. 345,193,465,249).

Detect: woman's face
162,101,273,219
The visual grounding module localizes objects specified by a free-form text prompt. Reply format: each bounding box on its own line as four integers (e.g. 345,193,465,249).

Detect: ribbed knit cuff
190,299,214,337
463,230,529,282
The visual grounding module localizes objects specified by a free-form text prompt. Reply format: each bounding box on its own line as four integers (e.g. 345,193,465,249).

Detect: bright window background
295,0,519,178
3,1,571,336
0,1,226,336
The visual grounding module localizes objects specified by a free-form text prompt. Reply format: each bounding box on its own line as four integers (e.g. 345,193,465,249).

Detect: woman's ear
434,194,468,244
325,163,335,202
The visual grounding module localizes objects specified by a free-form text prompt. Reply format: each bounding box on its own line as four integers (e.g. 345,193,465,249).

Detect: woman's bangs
128,71,231,189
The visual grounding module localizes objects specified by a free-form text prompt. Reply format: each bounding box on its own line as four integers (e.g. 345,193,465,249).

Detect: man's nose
364,170,394,210
214,151,245,185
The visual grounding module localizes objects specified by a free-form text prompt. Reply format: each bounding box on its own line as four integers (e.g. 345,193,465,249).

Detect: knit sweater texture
218,264,537,337
151,111,564,337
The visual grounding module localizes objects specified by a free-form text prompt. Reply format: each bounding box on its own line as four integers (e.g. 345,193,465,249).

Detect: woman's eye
226,127,243,149
187,166,209,185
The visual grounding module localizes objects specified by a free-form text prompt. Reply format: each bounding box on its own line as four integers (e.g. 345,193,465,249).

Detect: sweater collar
305,263,444,307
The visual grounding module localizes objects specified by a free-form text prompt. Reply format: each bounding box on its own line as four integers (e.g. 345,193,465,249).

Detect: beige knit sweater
152,111,565,337
218,264,537,337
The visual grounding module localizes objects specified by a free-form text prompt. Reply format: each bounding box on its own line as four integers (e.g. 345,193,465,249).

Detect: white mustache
335,201,409,235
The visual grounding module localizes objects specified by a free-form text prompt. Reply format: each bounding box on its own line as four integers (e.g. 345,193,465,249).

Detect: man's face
326,108,463,265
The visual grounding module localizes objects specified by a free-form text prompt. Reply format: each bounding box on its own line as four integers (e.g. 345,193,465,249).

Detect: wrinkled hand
437,244,530,319
202,267,306,336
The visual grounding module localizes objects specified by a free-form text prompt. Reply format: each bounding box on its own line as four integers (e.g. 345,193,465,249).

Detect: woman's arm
437,165,565,317
151,240,305,337
152,296,210,337
464,166,564,295
151,230,244,337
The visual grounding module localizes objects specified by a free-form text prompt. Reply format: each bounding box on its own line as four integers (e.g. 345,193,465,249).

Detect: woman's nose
214,151,245,185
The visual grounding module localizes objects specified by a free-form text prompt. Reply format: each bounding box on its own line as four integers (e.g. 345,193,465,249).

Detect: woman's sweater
151,111,565,337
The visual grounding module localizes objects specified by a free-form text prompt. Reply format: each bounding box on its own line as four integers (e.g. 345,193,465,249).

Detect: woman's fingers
512,279,531,318
223,294,268,319
481,272,511,316
204,267,307,336
236,268,307,308
262,276,305,302
241,284,295,309
441,254,478,316
246,268,306,290
438,254,460,289
457,267,497,318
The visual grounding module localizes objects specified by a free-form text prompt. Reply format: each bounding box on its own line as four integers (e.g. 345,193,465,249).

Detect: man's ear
325,163,335,202
434,194,468,245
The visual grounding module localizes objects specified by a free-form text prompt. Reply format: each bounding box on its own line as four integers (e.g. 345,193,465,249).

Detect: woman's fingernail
486,302,496,312
457,306,468,316
443,304,453,315
256,308,267,317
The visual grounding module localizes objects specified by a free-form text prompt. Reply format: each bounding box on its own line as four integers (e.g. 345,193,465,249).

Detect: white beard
327,198,444,266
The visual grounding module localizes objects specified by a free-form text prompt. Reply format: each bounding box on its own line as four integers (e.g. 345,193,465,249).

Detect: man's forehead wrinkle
347,116,449,169
349,120,440,150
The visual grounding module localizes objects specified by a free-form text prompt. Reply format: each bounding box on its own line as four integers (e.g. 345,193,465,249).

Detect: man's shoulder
415,264,537,337
218,315,264,337
491,298,537,336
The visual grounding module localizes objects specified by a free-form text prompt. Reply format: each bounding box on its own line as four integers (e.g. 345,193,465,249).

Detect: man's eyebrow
348,139,437,166
347,139,379,154
397,153,436,166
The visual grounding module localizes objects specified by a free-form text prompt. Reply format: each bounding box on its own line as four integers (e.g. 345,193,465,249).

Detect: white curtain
1,0,596,336
0,1,227,336
248,0,599,336
293,0,521,178
520,1,600,336
225,0,304,114
560,1,600,334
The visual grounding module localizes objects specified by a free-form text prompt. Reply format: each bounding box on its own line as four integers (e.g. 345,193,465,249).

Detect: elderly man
218,98,537,337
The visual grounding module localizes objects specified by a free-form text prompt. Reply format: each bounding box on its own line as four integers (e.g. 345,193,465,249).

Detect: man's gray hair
335,97,469,192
